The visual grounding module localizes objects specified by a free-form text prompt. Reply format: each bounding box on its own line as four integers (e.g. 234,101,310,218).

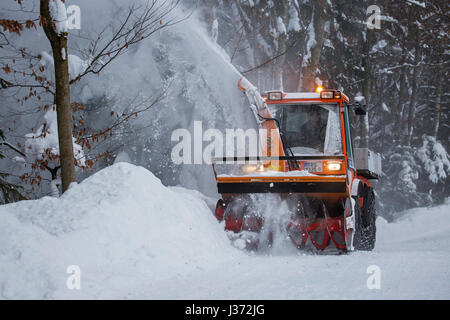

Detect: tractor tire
215,199,227,222
352,196,363,251
359,188,376,251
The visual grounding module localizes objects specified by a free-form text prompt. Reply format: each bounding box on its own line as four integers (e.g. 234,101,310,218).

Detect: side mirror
353,96,367,115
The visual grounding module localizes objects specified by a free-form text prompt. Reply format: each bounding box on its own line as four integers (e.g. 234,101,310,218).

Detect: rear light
268,92,283,100
320,91,334,99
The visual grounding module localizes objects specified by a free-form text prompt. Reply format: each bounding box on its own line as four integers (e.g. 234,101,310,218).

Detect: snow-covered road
131,202,450,300
1,163,449,299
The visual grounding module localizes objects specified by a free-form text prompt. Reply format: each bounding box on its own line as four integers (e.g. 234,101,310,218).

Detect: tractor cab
268,103,342,156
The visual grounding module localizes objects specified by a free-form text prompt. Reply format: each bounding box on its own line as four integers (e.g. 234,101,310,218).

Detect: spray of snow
211,18,218,43
114,151,131,164
71,6,259,197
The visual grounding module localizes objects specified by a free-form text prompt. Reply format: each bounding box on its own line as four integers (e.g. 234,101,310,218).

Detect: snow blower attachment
212,77,381,252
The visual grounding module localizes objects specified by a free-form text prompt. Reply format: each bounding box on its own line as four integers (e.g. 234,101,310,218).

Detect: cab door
343,105,356,170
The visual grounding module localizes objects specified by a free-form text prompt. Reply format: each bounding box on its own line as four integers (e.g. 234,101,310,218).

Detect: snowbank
376,198,450,247
0,163,239,299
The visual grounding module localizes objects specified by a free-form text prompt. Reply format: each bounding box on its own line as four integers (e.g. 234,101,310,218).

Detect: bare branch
71,0,188,84
0,141,26,157
241,40,298,75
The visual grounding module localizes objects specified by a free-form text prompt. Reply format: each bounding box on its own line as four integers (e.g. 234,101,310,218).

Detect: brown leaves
0,19,38,35
2,65,11,74
25,20,37,30
71,102,85,112
0,19,23,35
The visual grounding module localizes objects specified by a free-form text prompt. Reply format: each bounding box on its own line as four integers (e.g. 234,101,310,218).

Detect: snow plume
251,194,293,253
71,3,257,197
417,136,450,184
226,194,296,254
211,18,218,43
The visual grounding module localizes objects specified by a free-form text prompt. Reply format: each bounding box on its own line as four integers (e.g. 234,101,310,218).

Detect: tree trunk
301,0,327,91
405,27,421,146
40,0,75,193
432,40,443,138
394,48,408,144
233,0,259,71
275,1,288,90
394,7,413,144
360,29,373,149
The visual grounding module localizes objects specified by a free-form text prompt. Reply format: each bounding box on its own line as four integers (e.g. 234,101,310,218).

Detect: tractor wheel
359,189,376,251
215,199,227,222
352,196,363,251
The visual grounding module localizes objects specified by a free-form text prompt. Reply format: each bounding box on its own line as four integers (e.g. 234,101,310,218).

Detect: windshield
269,104,342,155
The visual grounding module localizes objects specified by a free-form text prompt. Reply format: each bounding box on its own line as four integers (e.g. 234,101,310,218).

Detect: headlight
256,162,265,172
242,162,265,174
320,91,334,99
242,164,257,174
268,91,283,100
327,162,342,171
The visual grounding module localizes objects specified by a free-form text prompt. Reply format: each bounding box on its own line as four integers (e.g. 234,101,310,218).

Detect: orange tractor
212,78,381,252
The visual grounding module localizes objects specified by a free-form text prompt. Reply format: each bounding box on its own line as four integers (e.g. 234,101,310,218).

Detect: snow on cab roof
264,91,321,99
283,92,320,99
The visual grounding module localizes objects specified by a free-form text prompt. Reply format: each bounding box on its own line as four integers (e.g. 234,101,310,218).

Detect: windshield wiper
256,113,299,170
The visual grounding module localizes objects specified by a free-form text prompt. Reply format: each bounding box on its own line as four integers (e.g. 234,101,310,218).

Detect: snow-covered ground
0,163,449,299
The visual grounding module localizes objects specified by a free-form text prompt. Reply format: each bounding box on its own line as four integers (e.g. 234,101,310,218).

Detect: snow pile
377,198,450,246
1,171,449,299
0,163,239,299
